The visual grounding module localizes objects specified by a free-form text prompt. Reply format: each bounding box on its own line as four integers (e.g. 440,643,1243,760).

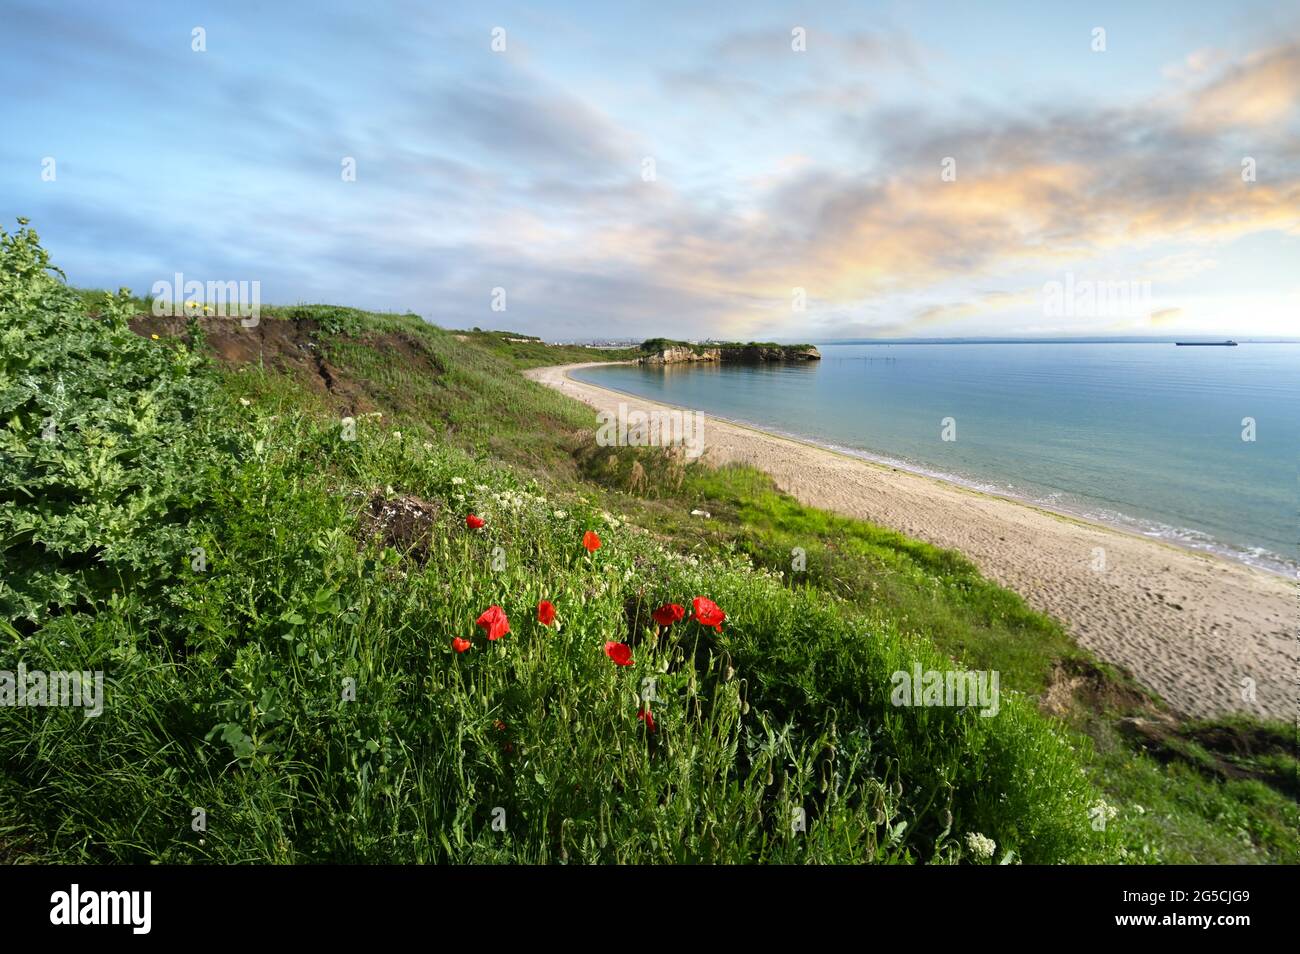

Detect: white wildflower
965,832,996,862
1094,799,1119,822
450,477,466,486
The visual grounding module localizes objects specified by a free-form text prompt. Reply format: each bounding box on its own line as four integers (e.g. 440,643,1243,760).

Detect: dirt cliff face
640,344,821,365
127,313,430,415
733,344,821,362
639,345,721,365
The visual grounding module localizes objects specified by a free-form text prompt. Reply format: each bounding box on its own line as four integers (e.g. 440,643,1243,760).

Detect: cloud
661,24,924,116
621,44,1300,335
1162,47,1230,82
912,290,1040,327
1186,43,1300,129
431,77,637,179
4,6,1298,340
712,26,922,70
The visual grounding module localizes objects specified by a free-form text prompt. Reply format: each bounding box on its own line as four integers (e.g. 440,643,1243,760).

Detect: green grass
307,320,616,471
1075,713,1299,863
610,460,1085,694
449,328,638,367
578,456,1298,864
3,220,1294,863
2,401,1109,861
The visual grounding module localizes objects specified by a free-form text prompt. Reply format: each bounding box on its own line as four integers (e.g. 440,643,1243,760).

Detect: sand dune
528,362,1297,721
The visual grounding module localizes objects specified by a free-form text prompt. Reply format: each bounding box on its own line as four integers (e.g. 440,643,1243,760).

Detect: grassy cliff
1,220,1294,863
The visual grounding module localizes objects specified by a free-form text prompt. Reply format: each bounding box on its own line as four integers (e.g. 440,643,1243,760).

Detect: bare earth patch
129,314,370,412
355,490,441,562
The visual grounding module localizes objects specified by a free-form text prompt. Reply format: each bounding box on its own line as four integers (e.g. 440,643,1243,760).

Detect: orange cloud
473,41,1300,337
1187,43,1300,129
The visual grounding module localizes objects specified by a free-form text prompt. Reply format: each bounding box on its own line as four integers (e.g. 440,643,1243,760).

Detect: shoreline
527,361,1298,721
567,364,1297,580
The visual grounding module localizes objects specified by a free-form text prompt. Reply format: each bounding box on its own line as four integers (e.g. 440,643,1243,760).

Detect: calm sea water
573,344,1300,575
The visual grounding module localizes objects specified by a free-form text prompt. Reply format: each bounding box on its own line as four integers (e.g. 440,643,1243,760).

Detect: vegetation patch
1120,715,1299,798
4,218,1293,864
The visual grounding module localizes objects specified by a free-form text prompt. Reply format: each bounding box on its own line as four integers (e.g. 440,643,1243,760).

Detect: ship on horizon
1175,340,1238,346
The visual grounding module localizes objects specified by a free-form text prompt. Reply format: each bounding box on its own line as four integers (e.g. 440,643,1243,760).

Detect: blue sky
3,0,1297,339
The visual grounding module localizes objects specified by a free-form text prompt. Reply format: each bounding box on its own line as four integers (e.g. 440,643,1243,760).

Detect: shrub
0,219,214,622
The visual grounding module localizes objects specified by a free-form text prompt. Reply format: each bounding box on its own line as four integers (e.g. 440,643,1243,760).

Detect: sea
572,342,1300,576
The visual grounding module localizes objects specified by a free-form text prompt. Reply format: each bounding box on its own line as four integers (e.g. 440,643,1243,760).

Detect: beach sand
528,362,1297,721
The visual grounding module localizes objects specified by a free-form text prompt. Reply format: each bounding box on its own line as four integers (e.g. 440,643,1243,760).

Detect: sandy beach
528,362,1297,721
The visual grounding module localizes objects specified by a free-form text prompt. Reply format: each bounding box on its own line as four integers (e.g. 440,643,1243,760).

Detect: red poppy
536,600,556,626
583,530,601,552
651,603,685,627
604,641,633,666
452,637,472,653
692,596,726,632
466,513,485,529
637,707,656,732
476,605,510,641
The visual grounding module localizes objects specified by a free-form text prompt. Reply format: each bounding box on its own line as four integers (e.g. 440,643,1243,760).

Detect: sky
2,0,1298,340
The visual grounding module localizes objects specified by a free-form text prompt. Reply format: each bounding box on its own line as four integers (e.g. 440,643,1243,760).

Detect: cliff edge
639,339,821,365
